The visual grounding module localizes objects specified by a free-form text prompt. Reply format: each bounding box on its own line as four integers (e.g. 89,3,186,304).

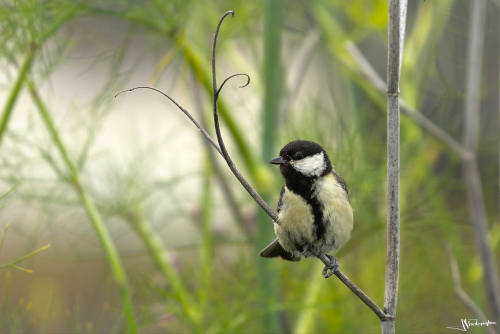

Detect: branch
317,255,389,320
447,246,495,334
383,0,407,333
347,8,500,328
189,70,249,234
210,11,278,223
115,86,222,156
117,10,389,322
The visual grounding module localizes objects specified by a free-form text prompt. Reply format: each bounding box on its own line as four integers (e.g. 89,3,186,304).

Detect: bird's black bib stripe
284,175,326,242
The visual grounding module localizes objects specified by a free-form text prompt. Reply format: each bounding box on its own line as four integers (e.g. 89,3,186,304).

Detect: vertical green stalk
258,0,283,332
0,45,36,147
199,155,214,321
261,1,283,161
28,82,137,334
126,205,202,332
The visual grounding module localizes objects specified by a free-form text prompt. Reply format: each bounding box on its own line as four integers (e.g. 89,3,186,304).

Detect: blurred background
1,0,499,333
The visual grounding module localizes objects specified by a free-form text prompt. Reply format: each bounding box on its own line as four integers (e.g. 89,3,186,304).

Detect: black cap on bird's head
270,140,332,179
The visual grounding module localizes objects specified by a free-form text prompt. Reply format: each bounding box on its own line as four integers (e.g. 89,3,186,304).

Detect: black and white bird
259,140,353,278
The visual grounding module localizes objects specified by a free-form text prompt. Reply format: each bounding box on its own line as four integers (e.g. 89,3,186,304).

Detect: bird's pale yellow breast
313,173,353,252
275,188,315,254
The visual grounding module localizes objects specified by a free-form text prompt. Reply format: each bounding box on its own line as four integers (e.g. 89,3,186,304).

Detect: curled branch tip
216,73,250,97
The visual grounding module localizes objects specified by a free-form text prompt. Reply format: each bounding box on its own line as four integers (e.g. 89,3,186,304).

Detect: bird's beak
269,156,286,165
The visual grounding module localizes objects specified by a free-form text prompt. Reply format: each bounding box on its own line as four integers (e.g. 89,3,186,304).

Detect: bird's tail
259,238,300,262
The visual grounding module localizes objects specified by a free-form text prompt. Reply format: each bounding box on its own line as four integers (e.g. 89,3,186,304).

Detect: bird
259,139,353,278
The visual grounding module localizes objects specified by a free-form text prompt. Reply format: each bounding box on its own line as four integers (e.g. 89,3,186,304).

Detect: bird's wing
259,186,300,262
277,185,285,212
259,238,301,262
333,171,350,201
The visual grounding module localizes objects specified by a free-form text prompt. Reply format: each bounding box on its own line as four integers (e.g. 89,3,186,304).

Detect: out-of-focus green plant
1,0,499,333
0,223,50,273
27,83,138,333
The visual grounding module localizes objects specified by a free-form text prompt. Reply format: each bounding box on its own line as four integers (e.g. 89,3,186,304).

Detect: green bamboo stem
257,1,283,332
27,82,137,334
125,206,202,332
0,45,36,147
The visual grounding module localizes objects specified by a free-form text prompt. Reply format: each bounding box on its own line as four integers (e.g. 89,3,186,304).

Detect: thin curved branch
115,86,222,156
211,11,278,222
215,73,250,97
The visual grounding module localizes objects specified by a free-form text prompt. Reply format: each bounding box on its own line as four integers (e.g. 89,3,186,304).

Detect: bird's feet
301,245,314,258
321,254,338,278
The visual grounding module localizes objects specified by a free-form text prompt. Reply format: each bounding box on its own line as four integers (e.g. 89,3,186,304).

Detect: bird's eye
294,152,304,160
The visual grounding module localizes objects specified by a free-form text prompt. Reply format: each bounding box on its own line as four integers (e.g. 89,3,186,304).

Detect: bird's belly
320,198,353,253
275,190,315,256
314,174,353,253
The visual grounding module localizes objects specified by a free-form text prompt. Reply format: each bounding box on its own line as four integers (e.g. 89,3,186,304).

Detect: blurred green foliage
0,0,499,333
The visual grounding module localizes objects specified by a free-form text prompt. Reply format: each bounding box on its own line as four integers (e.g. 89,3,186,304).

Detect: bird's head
270,140,332,180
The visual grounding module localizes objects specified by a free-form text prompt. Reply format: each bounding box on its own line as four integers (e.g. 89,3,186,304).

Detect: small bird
259,140,353,278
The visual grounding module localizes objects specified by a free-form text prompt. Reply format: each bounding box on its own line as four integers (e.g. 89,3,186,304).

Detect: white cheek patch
292,152,326,177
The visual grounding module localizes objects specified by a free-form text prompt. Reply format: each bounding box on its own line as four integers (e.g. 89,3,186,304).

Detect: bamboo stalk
256,0,284,331
383,0,407,333
27,82,137,334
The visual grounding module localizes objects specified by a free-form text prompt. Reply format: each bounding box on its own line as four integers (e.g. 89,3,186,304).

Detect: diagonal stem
345,41,472,160
0,44,36,147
